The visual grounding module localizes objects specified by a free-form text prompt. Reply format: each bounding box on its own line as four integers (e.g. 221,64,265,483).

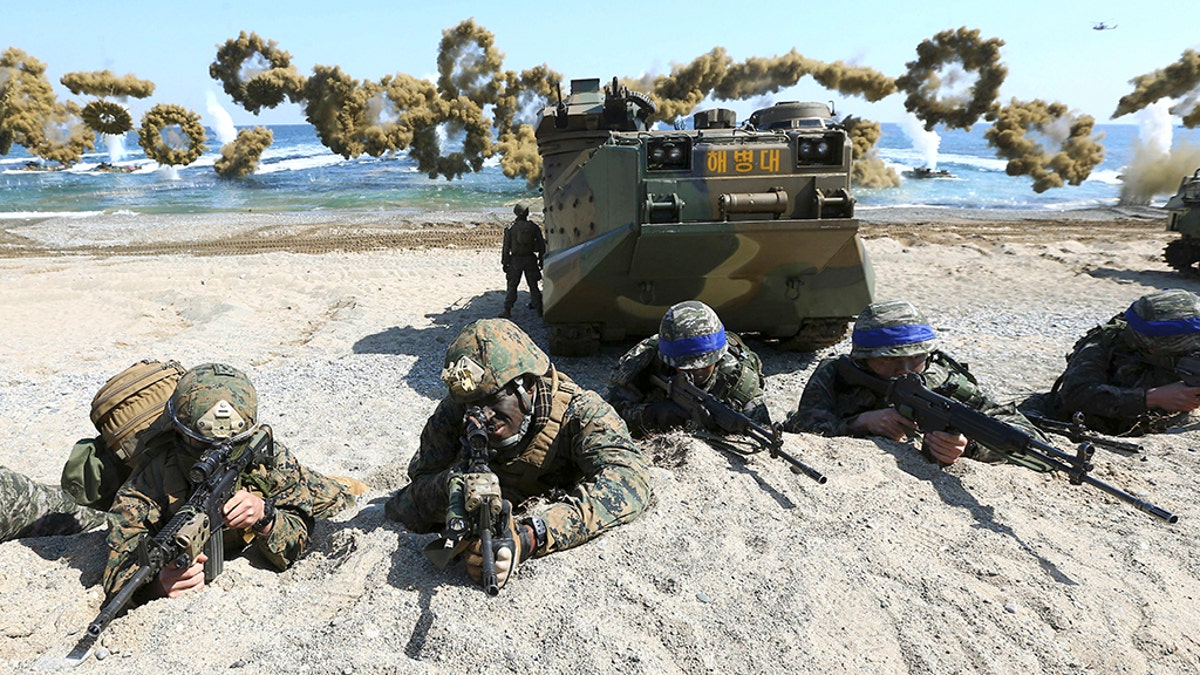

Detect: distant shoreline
0,204,1170,258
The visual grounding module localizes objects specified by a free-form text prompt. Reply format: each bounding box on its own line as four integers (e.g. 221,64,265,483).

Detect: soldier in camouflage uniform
103,363,361,602
386,318,650,591
499,202,546,318
605,300,770,437
784,301,1050,469
1,466,105,542
1039,289,1200,436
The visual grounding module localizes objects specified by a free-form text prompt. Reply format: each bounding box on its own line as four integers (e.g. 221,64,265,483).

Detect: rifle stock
833,357,1177,523
651,372,827,484
87,429,274,637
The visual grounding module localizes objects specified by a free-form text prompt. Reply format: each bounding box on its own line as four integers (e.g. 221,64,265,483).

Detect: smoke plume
214,126,273,178
60,70,155,98
984,99,1105,193
895,27,1007,131
1113,49,1200,127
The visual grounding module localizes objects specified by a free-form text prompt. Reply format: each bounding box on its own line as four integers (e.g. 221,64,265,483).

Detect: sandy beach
2,206,1199,673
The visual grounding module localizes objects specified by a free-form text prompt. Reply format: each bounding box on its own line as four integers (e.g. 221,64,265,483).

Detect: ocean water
3,121,1200,218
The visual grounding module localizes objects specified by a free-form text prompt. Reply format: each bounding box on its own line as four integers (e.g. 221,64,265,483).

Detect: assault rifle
833,357,1177,523
422,406,513,596
87,429,275,637
650,371,827,484
1027,412,1143,455
1172,354,1200,387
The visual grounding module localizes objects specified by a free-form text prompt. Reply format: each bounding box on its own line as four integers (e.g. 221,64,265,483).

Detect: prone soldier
386,319,650,591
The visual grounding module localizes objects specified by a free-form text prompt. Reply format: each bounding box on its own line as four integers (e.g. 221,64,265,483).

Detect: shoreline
0,204,1172,258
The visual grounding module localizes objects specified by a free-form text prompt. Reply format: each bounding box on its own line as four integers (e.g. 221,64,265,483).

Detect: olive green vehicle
1164,168,1200,275
534,77,874,355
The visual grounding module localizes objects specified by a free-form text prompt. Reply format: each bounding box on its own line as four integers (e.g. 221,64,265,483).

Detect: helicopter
1092,21,1117,30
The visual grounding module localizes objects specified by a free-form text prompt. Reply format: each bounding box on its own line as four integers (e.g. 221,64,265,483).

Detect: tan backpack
62,360,185,509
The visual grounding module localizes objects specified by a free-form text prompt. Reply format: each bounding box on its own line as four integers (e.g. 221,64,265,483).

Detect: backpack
61,360,185,510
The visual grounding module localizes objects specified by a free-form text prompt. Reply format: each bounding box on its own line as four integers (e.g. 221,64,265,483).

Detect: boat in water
903,166,953,179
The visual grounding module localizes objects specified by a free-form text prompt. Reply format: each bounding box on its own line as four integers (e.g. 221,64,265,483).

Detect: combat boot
498,308,512,319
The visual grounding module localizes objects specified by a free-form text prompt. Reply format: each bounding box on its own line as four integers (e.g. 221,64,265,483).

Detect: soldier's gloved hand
465,500,523,591
502,263,511,274
644,401,690,430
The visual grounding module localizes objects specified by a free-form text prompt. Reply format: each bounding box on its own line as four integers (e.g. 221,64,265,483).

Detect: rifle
1027,412,1144,455
1172,354,1200,387
87,429,274,637
650,372,827,484
833,357,1176,522
422,406,513,596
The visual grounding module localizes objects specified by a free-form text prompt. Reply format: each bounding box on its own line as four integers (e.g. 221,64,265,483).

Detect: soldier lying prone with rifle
387,319,650,594
783,301,1176,522
606,301,825,483
92,363,362,637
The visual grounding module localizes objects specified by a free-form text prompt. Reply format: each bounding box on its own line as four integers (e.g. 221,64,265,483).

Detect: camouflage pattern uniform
1,466,105,542
386,319,650,555
784,301,1047,465
606,301,769,436
500,203,546,317
102,363,354,599
1045,289,1200,436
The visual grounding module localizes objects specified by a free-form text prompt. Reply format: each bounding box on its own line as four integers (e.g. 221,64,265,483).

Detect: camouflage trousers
1,466,106,542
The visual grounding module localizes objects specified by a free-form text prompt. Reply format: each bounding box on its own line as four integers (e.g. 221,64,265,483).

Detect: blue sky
4,1,1196,128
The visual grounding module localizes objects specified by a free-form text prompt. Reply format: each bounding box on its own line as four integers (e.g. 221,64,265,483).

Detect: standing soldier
500,202,546,319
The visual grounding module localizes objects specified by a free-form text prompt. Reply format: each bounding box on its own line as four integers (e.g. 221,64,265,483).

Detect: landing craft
534,77,874,355
1092,22,1117,30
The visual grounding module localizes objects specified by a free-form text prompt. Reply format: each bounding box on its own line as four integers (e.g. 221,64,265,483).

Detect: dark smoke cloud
360,73,441,157
895,27,1007,131
32,100,95,166
1113,49,1200,127
843,115,901,188
137,103,207,166
214,125,273,178
408,95,492,180
436,19,505,104
622,46,895,124
984,99,1105,193
0,48,58,156
81,99,133,135
301,65,372,159
60,70,155,98
210,32,306,115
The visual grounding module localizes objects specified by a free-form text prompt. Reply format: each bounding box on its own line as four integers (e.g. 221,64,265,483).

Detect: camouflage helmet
167,363,260,444
657,301,727,369
441,319,550,403
1124,289,1200,355
850,300,937,359
513,202,530,218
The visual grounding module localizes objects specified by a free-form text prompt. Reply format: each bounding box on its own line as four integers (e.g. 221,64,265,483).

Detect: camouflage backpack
61,360,184,510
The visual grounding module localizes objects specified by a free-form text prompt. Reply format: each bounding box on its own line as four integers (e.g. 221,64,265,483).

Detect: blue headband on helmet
852,324,936,349
1124,305,1200,336
659,327,727,360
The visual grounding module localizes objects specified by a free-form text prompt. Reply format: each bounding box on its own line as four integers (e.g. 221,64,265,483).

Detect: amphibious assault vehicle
1164,169,1200,276
534,77,874,355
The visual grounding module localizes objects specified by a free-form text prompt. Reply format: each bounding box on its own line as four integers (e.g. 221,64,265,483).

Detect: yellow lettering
706,150,727,174
734,150,754,173
759,149,780,172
